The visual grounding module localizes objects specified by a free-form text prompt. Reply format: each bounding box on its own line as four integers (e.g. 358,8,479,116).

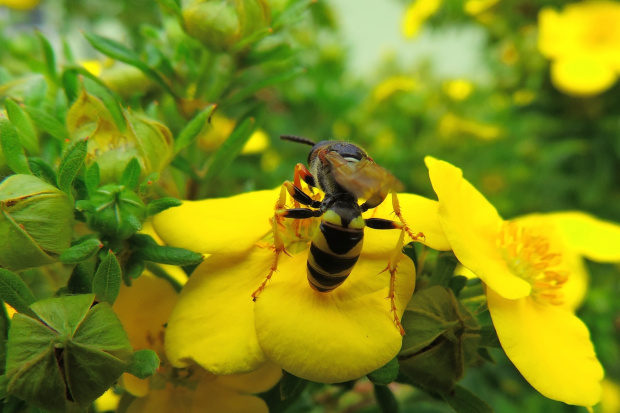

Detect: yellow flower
425,157,605,407
0,0,40,10
442,79,474,101
538,1,620,96
152,187,449,383
371,76,417,103
113,269,280,412
402,0,442,39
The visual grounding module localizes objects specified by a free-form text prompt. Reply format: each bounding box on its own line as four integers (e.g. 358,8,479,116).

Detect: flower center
497,221,568,305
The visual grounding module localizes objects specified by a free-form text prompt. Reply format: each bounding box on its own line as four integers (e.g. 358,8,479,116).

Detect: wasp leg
252,184,323,301
391,192,425,242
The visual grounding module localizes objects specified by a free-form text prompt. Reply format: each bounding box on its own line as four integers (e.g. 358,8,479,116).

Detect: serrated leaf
57,138,88,194
28,157,57,186
92,251,122,305
23,106,69,141
85,163,100,196
125,349,160,379
374,385,399,413
367,357,399,386
173,104,217,153
120,158,141,189
0,118,31,175
135,245,203,266
83,32,176,97
5,99,38,154
442,385,493,413
279,371,308,401
36,31,57,84
146,197,182,216
0,269,36,317
204,117,255,184
60,239,103,264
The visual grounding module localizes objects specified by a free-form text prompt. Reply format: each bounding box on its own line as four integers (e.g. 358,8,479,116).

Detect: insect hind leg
365,194,424,335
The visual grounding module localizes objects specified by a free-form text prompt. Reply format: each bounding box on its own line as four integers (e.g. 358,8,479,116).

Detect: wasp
252,136,423,334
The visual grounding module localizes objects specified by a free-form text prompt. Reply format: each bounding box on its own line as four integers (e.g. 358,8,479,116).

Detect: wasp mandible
252,136,424,335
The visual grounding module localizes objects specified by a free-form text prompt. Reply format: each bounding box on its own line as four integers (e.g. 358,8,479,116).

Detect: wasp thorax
497,221,568,305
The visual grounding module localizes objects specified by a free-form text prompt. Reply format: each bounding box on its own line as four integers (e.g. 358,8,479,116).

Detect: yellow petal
152,189,279,254
123,373,150,397
425,157,531,299
551,57,617,97
126,385,194,413
255,250,416,383
363,193,451,253
216,362,281,394
192,380,269,413
547,211,620,263
165,249,272,374
113,273,178,354
487,289,604,406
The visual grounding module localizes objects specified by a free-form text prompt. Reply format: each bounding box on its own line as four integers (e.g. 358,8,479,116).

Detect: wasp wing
325,151,404,200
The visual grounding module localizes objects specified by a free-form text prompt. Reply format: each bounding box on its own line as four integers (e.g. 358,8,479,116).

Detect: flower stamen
497,221,568,305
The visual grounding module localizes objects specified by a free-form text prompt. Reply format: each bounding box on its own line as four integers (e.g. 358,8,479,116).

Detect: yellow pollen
497,221,568,305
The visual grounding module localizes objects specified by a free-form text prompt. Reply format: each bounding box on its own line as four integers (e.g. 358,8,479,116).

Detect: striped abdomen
306,212,365,292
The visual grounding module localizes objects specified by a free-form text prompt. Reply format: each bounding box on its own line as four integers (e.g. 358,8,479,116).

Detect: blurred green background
0,0,619,412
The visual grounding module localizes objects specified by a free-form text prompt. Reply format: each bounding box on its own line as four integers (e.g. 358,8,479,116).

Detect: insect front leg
365,209,423,336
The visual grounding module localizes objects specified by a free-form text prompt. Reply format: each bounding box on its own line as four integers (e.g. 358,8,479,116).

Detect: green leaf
146,197,182,216
85,162,100,196
124,255,145,285
449,275,468,296
92,251,122,305
441,385,493,413
173,104,217,153
0,118,31,175
83,32,177,97
155,0,182,18
367,357,399,386
60,238,103,264
203,117,255,184
57,138,88,194
67,263,93,295
23,106,69,141
125,349,160,379
36,31,57,84
226,67,305,105
0,269,36,317
279,371,309,401
479,325,501,349
0,375,7,399
373,385,399,413
135,245,203,266
429,252,458,287
5,99,38,154
28,157,57,186
61,69,80,104
120,158,141,189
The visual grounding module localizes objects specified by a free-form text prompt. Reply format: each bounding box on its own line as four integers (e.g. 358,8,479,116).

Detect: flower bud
5,294,133,412
66,90,174,184
86,184,146,240
398,286,482,394
182,0,271,52
0,174,73,271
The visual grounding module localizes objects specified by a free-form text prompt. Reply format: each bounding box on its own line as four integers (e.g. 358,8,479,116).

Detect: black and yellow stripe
306,210,365,292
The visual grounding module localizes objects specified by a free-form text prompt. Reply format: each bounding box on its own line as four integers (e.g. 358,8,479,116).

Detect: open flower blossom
538,1,620,96
112,265,281,413
425,157,605,407
152,187,449,383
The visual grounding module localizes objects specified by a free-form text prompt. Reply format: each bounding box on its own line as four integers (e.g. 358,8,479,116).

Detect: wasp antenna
281,135,317,146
